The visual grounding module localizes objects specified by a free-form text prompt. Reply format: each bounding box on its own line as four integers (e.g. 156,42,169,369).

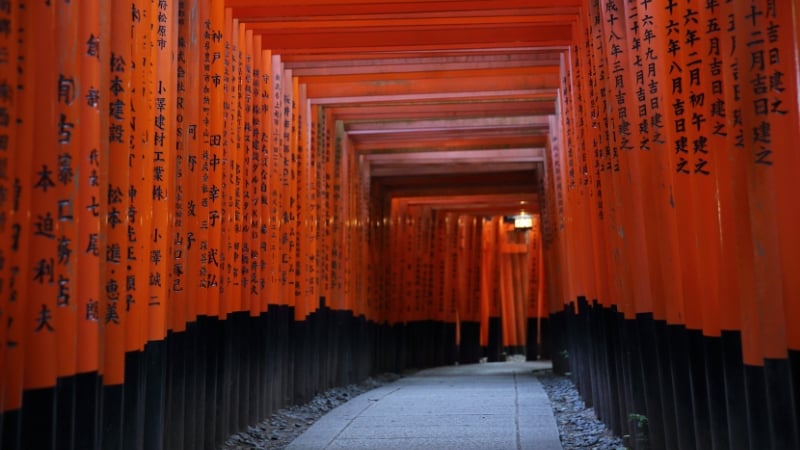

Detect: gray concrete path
287,361,563,450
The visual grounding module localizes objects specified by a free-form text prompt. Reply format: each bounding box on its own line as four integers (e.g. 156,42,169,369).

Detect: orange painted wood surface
54,0,79,383
183,0,204,325
76,0,103,376
25,0,58,391
3,0,799,426
6,0,34,407
2,0,24,411
102,0,131,385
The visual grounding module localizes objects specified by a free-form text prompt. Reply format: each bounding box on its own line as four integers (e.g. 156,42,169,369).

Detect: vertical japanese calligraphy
52,17,80,450
77,0,102,380
148,0,176,341
2,0,23,415
26,0,58,391
546,1,800,448
103,1,131,386
2,2,798,450
206,0,224,317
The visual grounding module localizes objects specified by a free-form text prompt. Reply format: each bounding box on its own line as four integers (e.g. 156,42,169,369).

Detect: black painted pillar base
444,322,457,366
525,317,550,361
21,387,56,450
292,319,309,405
165,329,187,450
75,371,101,450
791,349,800,448
764,358,800,449
634,313,666,450
101,384,124,450
201,315,220,450
143,340,167,450
743,364,772,449
459,321,481,364
666,324,695,450
720,331,749,450
2,408,21,450
55,376,76,450
549,311,568,375
687,328,712,450
487,317,502,362
654,320,677,450
703,336,730,450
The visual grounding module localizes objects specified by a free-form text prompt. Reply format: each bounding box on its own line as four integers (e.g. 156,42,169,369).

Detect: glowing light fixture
514,214,532,230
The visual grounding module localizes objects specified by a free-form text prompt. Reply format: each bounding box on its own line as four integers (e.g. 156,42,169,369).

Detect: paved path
287,361,563,450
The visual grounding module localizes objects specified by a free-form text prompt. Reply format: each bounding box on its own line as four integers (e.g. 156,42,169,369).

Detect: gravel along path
221,373,404,450
536,370,626,450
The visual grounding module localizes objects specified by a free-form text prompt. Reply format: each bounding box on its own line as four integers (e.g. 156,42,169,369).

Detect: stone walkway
287,361,562,450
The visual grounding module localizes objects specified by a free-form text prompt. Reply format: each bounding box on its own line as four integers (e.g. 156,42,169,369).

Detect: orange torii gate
1,1,799,449
546,1,800,448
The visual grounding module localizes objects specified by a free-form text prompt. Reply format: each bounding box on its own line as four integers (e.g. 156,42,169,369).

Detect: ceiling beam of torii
227,0,578,217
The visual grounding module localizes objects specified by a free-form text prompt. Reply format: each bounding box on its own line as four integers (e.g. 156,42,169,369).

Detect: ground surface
286,361,561,450
222,365,623,450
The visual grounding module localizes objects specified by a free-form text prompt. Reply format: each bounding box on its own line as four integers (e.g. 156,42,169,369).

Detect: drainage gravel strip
221,373,404,450
222,368,624,450
536,370,625,450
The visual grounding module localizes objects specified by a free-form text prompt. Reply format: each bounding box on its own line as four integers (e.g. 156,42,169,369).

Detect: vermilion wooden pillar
6,2,33,439
0,1,19,431
290,74,304,320
736,2,799,448
194,1,214,321
25,0,58,395
0,0,15,407
148,0,176,342
268,53,282,308
54,10,80,436
75,0,102,364
224,16,242,317
329,119,344,312
21,3,58,449
576,14,612,318
170,0,195,335
781,1,800,336
206,0,225,319
545,114,566,317
498,221,516,351
219,8,234,318
183,0,204,325
526,215,544,358
259,48,273,310
478,218,492,349
245,29,260,316
607,0,656,321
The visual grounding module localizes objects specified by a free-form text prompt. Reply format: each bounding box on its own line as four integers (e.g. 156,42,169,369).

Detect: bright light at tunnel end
514,214,533,230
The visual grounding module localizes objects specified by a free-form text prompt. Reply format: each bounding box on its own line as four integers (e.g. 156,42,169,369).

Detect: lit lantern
514,214,532,230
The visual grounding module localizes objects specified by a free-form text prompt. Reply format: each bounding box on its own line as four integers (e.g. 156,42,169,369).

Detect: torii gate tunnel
0,0,798,449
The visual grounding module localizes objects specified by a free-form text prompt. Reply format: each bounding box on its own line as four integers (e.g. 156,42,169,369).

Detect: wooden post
183,0,205,325
0,0,15,405
129,0,154,355
205,0,225,319
76,0,102,386
25,0,58,394
259,47,272,312
2,0,24,422
101,0,132,388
